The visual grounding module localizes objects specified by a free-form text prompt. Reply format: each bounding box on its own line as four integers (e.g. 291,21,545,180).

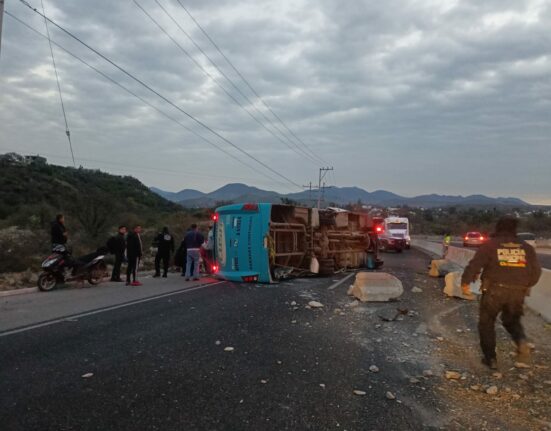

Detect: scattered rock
514,362,531,369
291,320,297,324
492,372,503,379
544,381,551,385
277,360,282,365
375,338,382,343
290,301,297,306
350,272,403,302
445,371,461,380
215,340,221,346
224,347,235,352
411,287,423,293
409,377,420,384
369,365,380,373
512,394,521,400
319,384,326,389
518,374,529,381
353,390,367,396
385,391,396,400
436,336,444,342
260,380,268,384
486,386,498,395
347,285,354,296
333,308,342,314
308,301,324,308
527,342,536,349
422,370,434,377
81,373,94,379
470,385,481,391
347,300,360,308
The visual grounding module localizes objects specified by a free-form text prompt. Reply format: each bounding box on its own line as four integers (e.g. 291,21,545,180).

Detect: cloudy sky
1,0,550,203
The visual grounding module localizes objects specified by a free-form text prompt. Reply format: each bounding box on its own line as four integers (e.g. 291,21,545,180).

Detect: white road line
0,281,225,338
327,272,356,290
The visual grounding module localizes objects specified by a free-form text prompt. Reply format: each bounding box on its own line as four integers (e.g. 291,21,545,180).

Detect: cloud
0,0,549,202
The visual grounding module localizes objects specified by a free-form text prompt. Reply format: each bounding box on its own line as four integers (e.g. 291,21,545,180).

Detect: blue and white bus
212,203,380,283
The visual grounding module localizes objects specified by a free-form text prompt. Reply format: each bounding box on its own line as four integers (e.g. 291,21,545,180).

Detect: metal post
317,167,333,209
0,0,5,58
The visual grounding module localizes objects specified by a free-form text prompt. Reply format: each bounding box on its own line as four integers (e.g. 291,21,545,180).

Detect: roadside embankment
412,239,551,322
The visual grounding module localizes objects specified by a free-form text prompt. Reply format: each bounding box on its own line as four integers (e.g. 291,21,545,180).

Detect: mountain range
151,183,529,208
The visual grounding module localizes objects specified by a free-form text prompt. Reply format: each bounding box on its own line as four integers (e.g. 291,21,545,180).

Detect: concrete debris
347,285,354,296
445,371,461,380
409,377,420,384
290,301,297,306
319,384,326,389
519,374,529,381
346,300,360,308
308,301,324,308
514,362,531,369
353,390,367,396
470,385,481,391
369,365,380,373
428,259,461,278
444,271,481,299
385,391,396,400
350,272,404,302
436,336,445,342
215,340,221,346
422,370,434,377
411,287,423,293
544,381,551,385
81,373,94,379
224,347,235,352
486,386,499,395
260,380,268,384
492,372,503,379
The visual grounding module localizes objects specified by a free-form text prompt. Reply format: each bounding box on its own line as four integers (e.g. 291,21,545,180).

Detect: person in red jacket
461,216,541,369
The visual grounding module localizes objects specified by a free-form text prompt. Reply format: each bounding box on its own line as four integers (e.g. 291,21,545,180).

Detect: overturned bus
212,203,382,283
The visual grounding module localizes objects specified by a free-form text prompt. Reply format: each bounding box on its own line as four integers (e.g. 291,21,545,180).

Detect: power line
4,10,294,191
16,0,303,189
0,144,273,183
152,0,321,166
134,0,320,167
175,0,329,166
40,0,75,167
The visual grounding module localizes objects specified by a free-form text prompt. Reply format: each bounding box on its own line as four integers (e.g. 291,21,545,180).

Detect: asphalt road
1,250,550,431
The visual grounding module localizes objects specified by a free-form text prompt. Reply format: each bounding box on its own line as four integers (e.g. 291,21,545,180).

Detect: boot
481,357,498,370
516,341,531,364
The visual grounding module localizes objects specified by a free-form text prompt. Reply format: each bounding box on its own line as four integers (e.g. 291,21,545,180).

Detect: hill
0,153,181,239
152,183,530,208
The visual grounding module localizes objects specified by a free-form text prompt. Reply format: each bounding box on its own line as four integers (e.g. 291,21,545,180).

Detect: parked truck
212,203,382,283
383,216,411,249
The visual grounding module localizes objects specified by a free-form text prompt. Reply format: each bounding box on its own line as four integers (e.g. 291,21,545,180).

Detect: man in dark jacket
153,227,175,278
126,224,143,286
107,225,127,282
51,214,68,247
183,224,204,281
461,216,542,369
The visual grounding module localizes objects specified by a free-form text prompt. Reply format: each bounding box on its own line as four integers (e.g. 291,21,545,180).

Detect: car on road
378,233,406,253
517,232,536,248
463,231,487,247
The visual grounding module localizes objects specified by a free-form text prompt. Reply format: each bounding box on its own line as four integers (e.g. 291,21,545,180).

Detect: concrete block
351,272,403,302
429,259,461,278
444,271,481,299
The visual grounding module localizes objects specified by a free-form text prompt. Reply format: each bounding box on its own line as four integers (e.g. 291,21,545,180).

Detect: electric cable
40,0,76,166
134,0,320,166
4,10,295,190
176,0,329,166
153,0,321,165
16,0,303,189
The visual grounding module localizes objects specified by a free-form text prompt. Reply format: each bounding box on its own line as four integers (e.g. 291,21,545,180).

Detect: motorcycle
37,245,108,292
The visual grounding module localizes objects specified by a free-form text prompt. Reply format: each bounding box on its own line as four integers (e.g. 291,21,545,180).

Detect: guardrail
412,239,551,322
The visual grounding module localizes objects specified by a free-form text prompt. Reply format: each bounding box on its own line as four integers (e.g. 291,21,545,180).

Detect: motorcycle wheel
88,263,106,285
38,273,57,291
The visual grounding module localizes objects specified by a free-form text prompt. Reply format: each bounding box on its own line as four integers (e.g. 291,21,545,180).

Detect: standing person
183,224,204,281
107,225,127,282
201,225,215,273
153,227,175,278
51,214,68,247
443,232,452,258
126,224,143,286
461,216,542,369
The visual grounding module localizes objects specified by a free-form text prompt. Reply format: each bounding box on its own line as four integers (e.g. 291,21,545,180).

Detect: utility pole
302,182,314,207
0,1,5,58
317,167,333,209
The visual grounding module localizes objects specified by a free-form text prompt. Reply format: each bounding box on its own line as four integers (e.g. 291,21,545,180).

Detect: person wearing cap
461,216,541,369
